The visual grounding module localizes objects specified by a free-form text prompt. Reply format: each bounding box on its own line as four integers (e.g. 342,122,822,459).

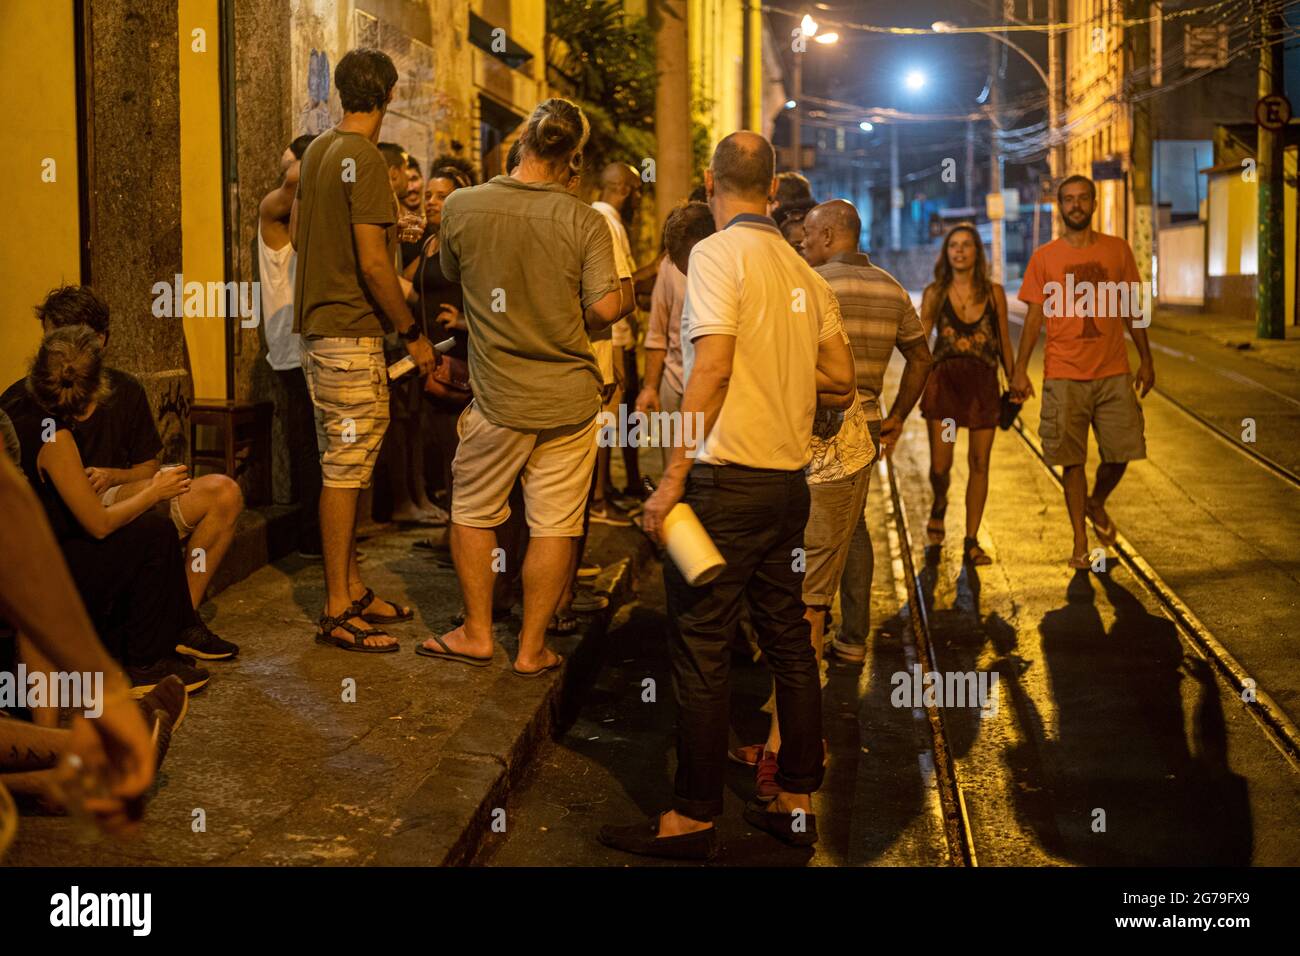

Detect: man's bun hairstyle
518,98,589,168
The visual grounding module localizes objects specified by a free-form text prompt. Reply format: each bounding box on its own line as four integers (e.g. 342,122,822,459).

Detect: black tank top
932,293,1000,369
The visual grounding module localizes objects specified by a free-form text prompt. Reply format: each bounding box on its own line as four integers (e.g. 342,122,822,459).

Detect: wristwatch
399,323,423,343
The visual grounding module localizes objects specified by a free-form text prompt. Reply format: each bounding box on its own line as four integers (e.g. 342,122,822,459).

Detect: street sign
1092,158,1124,181
986,191,1004,221
1185,24,1228,69
1002,188,1021,222
1255,94,1292,131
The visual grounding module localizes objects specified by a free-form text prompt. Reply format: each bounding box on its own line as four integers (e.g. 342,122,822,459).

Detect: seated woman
5,326,210,694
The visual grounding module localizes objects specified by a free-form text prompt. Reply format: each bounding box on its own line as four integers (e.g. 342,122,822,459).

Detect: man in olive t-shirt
290,48,434,653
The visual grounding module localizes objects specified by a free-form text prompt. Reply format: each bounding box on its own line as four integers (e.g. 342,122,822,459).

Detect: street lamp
904,70,926,92
931,21,1050,91
859,121,873,132
790,13,838,174
931,19,1055,282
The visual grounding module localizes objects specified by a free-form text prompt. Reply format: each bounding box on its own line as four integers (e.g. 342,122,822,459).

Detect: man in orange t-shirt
1012,174,1156,569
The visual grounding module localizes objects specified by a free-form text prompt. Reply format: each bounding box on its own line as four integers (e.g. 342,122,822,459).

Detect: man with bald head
801,199,933,664
599,131,858,860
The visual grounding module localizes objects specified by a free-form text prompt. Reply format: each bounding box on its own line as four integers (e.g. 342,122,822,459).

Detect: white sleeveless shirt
258,223,298,370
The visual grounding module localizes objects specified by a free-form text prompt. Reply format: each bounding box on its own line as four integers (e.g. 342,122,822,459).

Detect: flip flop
1086,500,1118,546
512,654,564,678
314,612,399,653
353,587,414,624
1067,555,1092,570
414,631,493,667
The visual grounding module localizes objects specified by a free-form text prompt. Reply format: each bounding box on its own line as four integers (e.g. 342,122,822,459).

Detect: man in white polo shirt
599,131,857,861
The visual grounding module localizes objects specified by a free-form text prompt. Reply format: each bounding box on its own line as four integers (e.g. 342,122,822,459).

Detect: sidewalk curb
375,529,658,866
1156,315,1300,375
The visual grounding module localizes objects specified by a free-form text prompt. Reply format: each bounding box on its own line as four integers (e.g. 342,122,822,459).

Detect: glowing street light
790,12,839,173
904,70,926,91
859,121,874,132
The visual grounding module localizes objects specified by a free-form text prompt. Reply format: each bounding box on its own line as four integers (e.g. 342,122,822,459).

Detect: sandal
926,504,947,545
963,537,992,566
314,611,398,653
414,630,493,667
548,612,579,636
512,654,564,678
352,587,414,624
1086,499,1118,546
1067,554,1092,570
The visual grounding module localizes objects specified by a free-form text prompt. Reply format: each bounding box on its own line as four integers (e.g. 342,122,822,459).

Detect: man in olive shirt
291,48,434,653
419,98,622,677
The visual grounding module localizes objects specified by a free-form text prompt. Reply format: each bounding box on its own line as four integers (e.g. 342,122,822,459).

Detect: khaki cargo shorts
1039,373,1146,467
452,401,598,538
802,464,872,608
300,337,390,489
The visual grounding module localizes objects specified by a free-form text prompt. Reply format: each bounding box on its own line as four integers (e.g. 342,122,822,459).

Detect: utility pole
653,0,690,235
965,119,975,209
791,51,803,173
988,0,1007,284
742,0,763,132
1047,0,1062,237
890,123,901,250
1127,0,1154,301
1256,0,1286,339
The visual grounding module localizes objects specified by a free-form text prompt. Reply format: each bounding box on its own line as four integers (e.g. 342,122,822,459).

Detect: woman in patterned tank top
918,224,1015,565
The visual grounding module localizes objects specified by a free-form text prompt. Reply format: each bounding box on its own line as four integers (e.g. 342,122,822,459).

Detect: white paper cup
662,502,726,586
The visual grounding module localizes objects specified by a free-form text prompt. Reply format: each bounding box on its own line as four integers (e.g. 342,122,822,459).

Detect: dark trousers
61,510,193,667
277,368,322,549
620,347,642,490
664,464,823,821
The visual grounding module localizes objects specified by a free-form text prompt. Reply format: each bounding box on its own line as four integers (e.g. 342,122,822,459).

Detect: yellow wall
0,0,80,389
178,0,227,398
690,0,746,148
1207,156,1294,321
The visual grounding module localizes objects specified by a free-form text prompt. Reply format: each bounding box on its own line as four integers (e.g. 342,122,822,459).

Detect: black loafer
743,799,818,847
598,816,720,861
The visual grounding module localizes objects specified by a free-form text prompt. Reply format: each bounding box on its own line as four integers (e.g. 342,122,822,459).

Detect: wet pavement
482,311,1300,867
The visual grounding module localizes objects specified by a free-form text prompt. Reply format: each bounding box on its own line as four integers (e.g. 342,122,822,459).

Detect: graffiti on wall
156,379,192,465
300,49,332,135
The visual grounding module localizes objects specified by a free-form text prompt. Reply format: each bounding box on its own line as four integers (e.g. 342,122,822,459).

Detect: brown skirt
920,356,1000,430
